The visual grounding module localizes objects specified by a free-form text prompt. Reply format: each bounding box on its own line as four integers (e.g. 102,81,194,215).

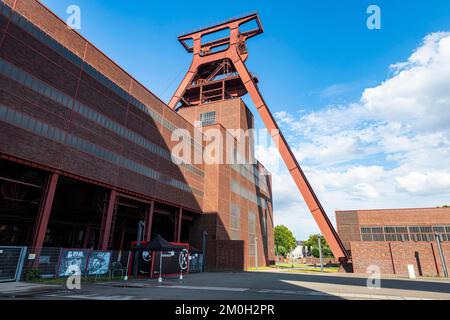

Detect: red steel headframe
169,13,351,264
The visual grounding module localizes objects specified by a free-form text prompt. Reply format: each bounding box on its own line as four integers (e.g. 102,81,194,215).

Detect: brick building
336,208,450,276
0,0,275,270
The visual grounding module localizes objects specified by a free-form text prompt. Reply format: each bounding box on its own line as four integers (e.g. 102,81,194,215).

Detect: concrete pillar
31,172,59,252
144,201,154,242
98,190,117,250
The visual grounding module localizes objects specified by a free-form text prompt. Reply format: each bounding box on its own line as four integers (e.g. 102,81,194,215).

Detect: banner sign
58,249,88,277
87,251,111,275
137,250,152,276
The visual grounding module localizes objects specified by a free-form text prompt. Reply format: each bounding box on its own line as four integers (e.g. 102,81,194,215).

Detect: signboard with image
87,251,111,275
58,249,88,277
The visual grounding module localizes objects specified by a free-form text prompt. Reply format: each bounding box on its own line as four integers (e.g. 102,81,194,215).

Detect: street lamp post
317,235,324,272
133,220,145,278
255,236,258,270
202,231,208,272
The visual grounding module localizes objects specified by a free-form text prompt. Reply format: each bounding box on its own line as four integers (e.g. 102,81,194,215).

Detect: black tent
188,246,202,254
134,234,184,252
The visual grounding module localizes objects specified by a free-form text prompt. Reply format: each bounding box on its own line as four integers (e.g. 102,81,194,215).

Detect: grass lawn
247,262,339,273
26,275,125,284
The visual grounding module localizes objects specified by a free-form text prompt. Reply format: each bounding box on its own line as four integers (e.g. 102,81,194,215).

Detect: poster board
87,251,111,275
57,249,89,277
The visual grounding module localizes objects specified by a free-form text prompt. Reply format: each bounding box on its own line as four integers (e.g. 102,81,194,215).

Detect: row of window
229,202,261,254
248,212,257,256
360,226,450,242
233,149,269,192
361,233,450,242
0,104,204,197
0,1,203,153
0,57,204,178
230,203,241,230
361,225,450,234
199,111,216,127
231,163,268,193
230,179,267,209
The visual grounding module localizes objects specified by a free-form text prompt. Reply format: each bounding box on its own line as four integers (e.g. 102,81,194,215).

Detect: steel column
98,190,117,250
31,172,59,253
174,207,183,242
144,201,155,242
82,225,91,248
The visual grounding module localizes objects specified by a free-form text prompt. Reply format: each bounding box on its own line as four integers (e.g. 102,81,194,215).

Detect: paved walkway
0,282,60,297
2,271,450,300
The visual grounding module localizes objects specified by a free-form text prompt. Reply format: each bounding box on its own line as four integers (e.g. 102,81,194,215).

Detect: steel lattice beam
169,13,351,264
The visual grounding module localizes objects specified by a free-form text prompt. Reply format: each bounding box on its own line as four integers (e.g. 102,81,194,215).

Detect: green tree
274,225,297,257
303,234,334,258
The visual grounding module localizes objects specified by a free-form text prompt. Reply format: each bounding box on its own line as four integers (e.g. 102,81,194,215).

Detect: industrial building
0,0,275,271
336,207,450,276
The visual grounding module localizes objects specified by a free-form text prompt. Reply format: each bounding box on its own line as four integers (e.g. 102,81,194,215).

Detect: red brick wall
0,0,204,212
0,0,275,271
351,241,450,277
336,207,450,254
206,240,245,271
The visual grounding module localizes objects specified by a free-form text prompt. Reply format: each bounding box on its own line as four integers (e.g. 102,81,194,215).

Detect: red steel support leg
144,201,154,242
32,173,59,248
31,172,59,264
174,207,183,242
168,63,198,109
98,190,117,250
168,14,350,264
232,58,350,262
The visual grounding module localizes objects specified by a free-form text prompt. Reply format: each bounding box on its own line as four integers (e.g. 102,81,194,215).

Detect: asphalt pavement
1,270,450,300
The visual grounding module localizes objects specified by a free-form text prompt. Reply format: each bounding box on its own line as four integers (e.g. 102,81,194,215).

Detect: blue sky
41,0,450,239
42,0,450,108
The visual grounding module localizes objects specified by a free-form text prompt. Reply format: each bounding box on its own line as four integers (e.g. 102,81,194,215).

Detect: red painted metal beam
174,207,183,242
82,225,91,248
170,14,351,264
98,190,117,250
144,200,154,242
31,172,59,261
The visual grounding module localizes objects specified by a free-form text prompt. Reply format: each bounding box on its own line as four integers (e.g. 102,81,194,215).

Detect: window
230,203,241,240
248,212,256,256
261,213,267,239
360,225,449,242
200,111,216,126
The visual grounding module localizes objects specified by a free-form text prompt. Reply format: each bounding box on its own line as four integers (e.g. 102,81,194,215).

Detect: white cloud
396,171,450,196
363,32,450,131
259,32,450,240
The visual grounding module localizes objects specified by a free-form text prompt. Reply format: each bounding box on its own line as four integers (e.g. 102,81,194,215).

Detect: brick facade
336,207,450,276
0,0,274,270
179,100,275,269
351,241,450,277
